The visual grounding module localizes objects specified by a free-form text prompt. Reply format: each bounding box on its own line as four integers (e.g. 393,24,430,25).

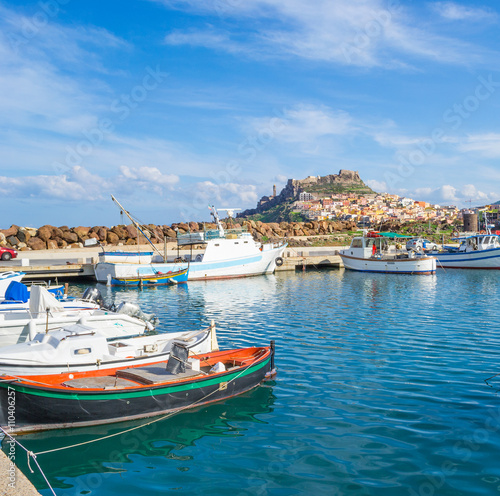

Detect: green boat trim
0,357,270,401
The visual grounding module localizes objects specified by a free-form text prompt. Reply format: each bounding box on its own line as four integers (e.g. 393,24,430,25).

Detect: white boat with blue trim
95,204,287,282
434,232,500,269
340,231,436,275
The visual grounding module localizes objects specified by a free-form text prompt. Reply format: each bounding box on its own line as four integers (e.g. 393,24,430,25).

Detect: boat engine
115,301,158,329
81,287,105,307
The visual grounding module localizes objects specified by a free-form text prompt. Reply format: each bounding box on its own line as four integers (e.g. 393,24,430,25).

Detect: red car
0,247,17,261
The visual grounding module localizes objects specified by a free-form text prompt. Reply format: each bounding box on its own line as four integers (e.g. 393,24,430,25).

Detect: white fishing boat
0,271,24,299
0,286,155,347
94,201,287,282
0,321,218,376
434,233,500,269
98,251,154,264
340,232,436,275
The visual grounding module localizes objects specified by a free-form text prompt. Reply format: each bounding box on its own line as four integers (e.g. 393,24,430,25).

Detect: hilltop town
241,170,499,229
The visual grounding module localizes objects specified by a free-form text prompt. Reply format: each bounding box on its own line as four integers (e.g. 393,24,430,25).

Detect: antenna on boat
208,205,225,237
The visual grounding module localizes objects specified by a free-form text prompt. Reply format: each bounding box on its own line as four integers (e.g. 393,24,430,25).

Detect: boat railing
176,226,249,245
204,227,248,240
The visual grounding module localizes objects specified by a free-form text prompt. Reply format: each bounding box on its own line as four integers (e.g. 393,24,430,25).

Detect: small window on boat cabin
215,244,220,247
235,242,239,244
244,241,248,243
73,347,91,355
351,238,363,248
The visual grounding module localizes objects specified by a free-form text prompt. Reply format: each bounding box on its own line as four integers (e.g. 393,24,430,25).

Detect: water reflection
4,385,276,491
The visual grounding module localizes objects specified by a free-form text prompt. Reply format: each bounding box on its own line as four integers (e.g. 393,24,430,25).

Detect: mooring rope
34,361,255,456
0,426,57,496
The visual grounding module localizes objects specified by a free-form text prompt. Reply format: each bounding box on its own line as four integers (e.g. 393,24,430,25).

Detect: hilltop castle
241,170,370,217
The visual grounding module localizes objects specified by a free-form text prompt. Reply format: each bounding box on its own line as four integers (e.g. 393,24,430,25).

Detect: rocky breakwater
241,219,357,247
0,219,357,251
0,223,197,251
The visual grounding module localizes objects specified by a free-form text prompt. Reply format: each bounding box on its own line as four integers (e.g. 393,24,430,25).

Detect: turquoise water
5,269,500,495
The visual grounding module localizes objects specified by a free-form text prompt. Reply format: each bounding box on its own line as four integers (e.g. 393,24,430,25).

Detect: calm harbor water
5,269,500,495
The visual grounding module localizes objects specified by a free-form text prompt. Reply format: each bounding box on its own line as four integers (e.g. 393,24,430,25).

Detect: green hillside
242,201,308,223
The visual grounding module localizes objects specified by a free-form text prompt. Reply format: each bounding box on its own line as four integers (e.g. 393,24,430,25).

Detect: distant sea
6,269,500,496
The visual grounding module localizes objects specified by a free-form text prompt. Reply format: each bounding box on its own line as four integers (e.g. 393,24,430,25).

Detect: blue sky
1,0,500,227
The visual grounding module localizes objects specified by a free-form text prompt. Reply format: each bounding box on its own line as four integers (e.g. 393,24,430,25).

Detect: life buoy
480,230,486,234
452,231,459,237
275,257,284,267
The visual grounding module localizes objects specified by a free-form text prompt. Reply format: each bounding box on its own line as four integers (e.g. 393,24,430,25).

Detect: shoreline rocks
0,218,454,251
0,220,358,251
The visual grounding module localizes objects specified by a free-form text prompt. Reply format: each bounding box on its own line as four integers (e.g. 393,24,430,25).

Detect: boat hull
435,247,500,269
0,347,275,433
340,253,436,274
111,268,189,286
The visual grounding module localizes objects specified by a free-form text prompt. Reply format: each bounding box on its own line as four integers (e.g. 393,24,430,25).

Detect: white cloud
192,181,258,206
401,184,498,206
157,0,497,68
431,2,496,21
365,179,387,193
0,166,180,202
458,133,500,158
246,105,354,149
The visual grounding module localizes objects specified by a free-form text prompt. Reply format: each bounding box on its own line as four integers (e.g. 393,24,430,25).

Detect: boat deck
117,365,202,385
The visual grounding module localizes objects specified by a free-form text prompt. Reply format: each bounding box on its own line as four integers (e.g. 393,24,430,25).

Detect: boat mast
110,195,164,260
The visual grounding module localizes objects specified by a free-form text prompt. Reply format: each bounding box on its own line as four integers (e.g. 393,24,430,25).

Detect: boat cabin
346,234,390,258
457,234,500,252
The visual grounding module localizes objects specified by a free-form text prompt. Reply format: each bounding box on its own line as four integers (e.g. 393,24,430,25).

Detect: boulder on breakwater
0,220,361,251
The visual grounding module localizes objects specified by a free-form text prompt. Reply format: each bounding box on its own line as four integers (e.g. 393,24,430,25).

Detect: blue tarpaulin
3,281,29,303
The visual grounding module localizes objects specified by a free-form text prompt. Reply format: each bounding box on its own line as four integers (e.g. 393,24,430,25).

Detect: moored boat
0,342,276,433
0,286,156,346
340,231,436,274
94,200,287,282
0,320,218,376
434,233,500,269
110,266,189,286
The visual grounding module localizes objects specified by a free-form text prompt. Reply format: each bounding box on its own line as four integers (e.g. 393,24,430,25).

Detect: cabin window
351,238,363,248
73,348,91,355
215,244,220,247
235,242,239,244
244,241,248,244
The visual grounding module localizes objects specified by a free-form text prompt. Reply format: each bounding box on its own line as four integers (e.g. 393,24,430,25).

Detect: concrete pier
276,247,344,271
0,449,41,495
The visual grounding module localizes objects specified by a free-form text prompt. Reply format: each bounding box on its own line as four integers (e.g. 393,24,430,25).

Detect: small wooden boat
111,267,189,286
0,342,276,433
